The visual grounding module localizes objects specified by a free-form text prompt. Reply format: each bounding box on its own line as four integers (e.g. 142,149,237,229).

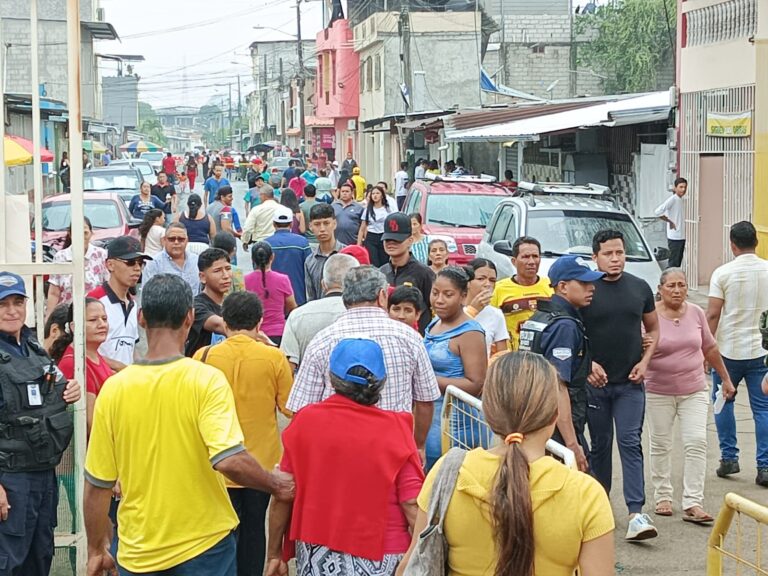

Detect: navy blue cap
548,255,605,284
329,338,387,386
0,272,27,300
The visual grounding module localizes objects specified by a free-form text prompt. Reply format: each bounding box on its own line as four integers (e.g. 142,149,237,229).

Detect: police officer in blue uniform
0,272,81,575
519,256,604,473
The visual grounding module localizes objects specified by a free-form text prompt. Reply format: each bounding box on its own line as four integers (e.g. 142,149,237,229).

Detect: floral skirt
296,541,404,576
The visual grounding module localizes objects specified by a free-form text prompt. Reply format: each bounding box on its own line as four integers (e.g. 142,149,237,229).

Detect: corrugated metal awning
445,91,671,142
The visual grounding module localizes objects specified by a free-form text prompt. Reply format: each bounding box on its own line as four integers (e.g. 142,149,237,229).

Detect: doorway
698,154,724,286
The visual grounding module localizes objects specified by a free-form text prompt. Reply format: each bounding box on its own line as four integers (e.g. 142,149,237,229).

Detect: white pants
646,390,709,510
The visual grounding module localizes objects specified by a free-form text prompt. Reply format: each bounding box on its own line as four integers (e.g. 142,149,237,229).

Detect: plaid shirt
287,307,440,413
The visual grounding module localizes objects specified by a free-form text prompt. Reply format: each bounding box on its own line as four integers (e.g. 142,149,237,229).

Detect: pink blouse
645,303,716,396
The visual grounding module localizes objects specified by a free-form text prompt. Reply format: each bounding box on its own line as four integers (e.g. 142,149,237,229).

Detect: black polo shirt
380,256,435,334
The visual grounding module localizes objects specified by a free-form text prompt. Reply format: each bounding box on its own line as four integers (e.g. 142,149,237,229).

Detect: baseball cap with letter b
382,213,412,242
329,338,387,386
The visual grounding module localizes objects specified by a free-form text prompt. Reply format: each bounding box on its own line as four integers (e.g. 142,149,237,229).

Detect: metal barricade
707,492,768,575
440,385,576,468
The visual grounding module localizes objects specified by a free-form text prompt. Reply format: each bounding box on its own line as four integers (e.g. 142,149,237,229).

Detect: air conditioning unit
667,127,677,150
347,119,357,131
96,7,105,21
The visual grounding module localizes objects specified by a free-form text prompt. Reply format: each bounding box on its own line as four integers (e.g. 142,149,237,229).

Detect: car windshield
271,157,303,168
84,172,140,191
42,201,122,231
526,210,652,261
140,152,163,162
426,194,504,228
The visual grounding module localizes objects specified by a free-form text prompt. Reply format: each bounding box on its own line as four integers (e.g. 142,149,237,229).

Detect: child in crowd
387,285,423,332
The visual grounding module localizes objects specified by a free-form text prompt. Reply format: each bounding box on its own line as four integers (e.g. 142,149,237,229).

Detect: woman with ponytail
245,241,297,345
398,352,615,576
176,193,216,250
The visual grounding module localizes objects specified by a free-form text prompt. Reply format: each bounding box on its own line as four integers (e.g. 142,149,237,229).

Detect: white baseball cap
273,206,294,224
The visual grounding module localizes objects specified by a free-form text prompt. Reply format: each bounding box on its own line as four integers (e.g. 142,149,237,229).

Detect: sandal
654,501,673,516
683,506,714,524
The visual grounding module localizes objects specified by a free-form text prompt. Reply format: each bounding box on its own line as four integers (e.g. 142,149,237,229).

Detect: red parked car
37,192,141,251
402,177,515,265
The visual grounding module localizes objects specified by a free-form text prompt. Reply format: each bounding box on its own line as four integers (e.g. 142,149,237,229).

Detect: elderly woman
645,267,734,523
267,338,424,576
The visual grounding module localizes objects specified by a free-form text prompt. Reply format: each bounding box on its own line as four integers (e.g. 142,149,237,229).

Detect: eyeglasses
165,236,187,243
117,258,146,267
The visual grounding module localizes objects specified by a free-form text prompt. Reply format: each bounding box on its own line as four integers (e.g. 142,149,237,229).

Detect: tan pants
646,390,709,510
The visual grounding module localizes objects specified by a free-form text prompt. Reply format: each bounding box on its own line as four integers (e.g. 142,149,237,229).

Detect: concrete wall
102,76,139,129
315,19,359,119
481,0,569,17
1,4,100,118
355,11,481,122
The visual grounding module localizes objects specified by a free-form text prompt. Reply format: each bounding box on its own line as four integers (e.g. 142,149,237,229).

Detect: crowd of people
4,144,768,576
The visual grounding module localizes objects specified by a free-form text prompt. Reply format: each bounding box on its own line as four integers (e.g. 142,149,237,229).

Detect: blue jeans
712,356,768,468
118,532,236,576
586,382,646,514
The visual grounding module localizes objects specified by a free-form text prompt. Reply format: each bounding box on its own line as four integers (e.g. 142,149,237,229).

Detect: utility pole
228,82,234,149
296,0,306,155
399,2,412,117
237,73,242,146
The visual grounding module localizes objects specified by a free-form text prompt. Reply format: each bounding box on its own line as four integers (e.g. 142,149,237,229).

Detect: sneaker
756,468,768,487
716,460,740,478
626,513,658,541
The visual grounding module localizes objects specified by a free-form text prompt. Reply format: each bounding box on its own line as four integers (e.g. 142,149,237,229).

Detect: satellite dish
545,79,560,94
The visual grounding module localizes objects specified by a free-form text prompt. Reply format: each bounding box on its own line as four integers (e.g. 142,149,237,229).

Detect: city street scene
1,0,768,574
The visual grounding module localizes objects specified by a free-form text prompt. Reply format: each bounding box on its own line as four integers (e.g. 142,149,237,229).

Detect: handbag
403,448,467,576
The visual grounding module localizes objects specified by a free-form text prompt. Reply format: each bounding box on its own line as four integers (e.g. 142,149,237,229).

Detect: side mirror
127,219,142,229
654,246,670,262
494,239,514,257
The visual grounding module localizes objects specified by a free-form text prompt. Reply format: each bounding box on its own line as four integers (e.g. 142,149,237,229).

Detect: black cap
382,213,412,242
107,237,152,261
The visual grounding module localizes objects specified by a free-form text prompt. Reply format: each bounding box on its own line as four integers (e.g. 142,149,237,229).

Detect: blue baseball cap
0,272,27,300
329,338,387,386
548,256,605,284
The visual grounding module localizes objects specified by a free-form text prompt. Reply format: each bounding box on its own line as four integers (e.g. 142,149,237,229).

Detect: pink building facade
311,19,359,163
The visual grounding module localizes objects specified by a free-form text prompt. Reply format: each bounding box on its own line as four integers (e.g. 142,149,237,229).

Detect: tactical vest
0,339,74,472
519,301,591,433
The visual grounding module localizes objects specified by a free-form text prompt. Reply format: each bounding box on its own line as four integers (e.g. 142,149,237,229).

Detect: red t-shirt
58,345,114,396
162,156,177,175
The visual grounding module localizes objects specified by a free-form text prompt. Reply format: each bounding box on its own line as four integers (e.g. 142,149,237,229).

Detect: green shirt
300,199,318,242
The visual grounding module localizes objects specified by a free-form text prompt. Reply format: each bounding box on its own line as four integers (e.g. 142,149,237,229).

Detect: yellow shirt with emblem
490,275,553,349
85,357,243,573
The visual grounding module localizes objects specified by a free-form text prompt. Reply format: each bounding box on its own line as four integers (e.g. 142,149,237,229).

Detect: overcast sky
95,0,325,110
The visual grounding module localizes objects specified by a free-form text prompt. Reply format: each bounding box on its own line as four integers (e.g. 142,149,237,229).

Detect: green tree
575,0,676,94
137,101,167,146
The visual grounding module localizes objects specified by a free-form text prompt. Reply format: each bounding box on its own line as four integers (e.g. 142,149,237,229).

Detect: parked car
139,151,164,173
110,158,157,184
84,167,143,207
37,192,141,251
269,156,305,181
402,176,515,265
476,182,665,288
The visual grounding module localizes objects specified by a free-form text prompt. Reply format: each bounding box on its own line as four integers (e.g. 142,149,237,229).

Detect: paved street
192,179,767,576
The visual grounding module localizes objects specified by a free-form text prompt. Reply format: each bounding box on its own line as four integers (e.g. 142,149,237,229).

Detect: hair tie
504,432,525,445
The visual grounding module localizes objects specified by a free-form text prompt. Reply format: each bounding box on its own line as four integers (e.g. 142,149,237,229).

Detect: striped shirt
287,307,440,413
709,253,768,360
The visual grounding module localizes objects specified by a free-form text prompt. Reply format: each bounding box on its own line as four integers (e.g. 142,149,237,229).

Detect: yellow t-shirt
194,335,293,485
490,276,553,349
85,357,243,573
351,174,367,201
418,449,614,576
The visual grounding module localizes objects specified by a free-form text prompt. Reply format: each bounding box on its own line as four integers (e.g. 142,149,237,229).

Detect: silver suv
476,182,665,288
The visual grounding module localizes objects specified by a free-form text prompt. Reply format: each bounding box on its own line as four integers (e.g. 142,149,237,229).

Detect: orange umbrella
4,134,54,167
